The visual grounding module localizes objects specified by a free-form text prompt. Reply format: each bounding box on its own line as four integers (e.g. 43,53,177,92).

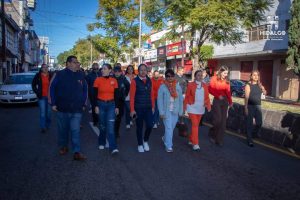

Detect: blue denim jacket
157,83,183,116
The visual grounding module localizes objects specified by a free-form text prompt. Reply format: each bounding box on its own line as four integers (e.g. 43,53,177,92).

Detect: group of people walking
31,55,267,161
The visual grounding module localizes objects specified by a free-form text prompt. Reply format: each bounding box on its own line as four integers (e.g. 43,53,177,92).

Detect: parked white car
0,73,38,104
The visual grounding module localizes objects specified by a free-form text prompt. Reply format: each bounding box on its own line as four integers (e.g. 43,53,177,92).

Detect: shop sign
166,41,186,56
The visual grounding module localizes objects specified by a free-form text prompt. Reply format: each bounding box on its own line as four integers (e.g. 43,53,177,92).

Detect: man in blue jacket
49,55,88,161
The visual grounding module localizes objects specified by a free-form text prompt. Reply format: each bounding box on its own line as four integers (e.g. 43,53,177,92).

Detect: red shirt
41,73,49,97
130,77,155,112
93,77,118,101
151,77,164,100
208,76,232,105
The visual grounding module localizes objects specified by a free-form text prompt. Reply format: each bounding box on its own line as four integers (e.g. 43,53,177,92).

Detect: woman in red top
32,64,52,133
93,63,119,155
151,70,164,128
208,66,232,146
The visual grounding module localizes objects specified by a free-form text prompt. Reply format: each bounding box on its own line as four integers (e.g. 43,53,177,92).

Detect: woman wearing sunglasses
184,69,211,151
157,69,183,153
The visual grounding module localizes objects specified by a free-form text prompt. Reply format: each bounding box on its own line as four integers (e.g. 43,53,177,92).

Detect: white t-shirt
186,81,205,115
169,97,175,111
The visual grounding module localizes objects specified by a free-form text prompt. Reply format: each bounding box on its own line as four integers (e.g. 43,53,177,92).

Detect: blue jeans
153,100,160,125
136,108,153,145
98,101,117,151
38,97,52,129
162,110,178,149
56,112,82,153
125,100,131,125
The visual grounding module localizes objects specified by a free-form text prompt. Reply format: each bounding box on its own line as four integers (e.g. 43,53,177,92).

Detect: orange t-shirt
41,74,49,97
93,77,118,101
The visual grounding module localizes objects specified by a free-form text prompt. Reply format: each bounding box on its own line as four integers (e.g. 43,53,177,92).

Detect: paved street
0,104,299,200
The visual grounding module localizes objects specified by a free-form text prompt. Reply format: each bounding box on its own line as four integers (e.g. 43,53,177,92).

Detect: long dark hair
249,70,263,88
126,65,135,75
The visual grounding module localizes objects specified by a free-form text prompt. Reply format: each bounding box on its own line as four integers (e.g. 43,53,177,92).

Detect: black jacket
114,75,130,102
32,71,53,99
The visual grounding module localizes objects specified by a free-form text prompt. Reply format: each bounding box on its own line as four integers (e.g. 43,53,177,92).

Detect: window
247,25,269,41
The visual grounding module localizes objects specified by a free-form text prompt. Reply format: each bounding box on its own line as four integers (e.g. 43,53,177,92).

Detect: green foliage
144,0,273,66
56,38,100,68
199,45,214,61
286,0,300,77
57,49,74,66
87,0,140,62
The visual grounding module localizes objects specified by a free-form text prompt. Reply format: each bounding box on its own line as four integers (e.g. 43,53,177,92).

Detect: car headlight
29,90,34,94
0,90,8,95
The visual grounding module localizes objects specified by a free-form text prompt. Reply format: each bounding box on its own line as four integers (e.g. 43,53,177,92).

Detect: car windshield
5,74,35,84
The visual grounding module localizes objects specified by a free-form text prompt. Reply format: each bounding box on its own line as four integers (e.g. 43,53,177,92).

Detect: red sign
166,41,186,56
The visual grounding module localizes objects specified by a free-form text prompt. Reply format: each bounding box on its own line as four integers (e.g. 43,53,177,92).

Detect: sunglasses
166,74,174,78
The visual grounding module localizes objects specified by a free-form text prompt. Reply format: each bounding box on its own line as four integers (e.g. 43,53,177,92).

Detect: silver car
0,73,38,104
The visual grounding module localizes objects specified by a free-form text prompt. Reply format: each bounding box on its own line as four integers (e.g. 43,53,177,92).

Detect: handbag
176,116,190,137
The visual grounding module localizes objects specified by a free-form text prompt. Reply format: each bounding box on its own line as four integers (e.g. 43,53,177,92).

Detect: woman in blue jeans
157,69,183,152
94,64,119,155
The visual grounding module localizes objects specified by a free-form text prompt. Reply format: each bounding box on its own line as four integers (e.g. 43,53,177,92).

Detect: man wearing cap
113,63,130,138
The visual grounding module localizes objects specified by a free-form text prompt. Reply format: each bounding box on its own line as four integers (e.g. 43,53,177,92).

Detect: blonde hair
216,65,230,83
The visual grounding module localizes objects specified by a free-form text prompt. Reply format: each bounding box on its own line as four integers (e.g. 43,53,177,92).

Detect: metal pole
1,0,6,71
181,24,184,71
138,0,142,64
90,42,93,68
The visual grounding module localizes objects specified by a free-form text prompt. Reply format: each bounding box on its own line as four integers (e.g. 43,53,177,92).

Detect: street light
138,0,142,64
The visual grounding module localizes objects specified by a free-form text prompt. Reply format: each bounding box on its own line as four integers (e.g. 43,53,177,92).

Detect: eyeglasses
166,74,174,78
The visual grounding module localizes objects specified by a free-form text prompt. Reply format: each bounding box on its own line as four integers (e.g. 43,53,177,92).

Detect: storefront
143,49,158,71
157,46,167,73
166,41,192,74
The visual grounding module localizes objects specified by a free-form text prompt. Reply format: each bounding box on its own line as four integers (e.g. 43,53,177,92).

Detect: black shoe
248,142,254,147
215,142,223,147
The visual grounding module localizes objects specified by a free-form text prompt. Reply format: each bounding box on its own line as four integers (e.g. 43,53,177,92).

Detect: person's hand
184,111,189,117
219,96,224,100
245,107,248,116
207,108,211,112
52,106,57,112
160,115,165,119
115,108,119,115
152,108,155,114
82,106,86,111
130,111,136,118
95,106,99,114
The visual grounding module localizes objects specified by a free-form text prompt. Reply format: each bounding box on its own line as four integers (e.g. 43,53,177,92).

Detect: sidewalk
265,96,300,106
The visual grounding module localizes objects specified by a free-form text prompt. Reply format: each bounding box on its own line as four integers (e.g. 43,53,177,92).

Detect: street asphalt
0,103,299,200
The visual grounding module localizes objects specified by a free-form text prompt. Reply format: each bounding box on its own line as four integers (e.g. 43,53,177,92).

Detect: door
240,61,253,81
258,60,273,95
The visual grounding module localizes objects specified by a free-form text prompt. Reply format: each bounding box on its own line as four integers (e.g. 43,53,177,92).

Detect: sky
31,0,100,58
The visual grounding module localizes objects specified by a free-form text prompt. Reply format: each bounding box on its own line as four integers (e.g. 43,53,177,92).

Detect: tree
72,38,101,68
144,0,273,69
87,0,140,63
286,0,300,101
57,49,74,66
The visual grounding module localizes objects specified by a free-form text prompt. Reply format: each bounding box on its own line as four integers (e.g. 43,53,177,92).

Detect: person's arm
183,83,190,112
151,83,155,111
49,73,58,109
157,85,165,118
82,79,88,107
225,83,233,106
203,84,212,112
124,77,130,97
177,84,183,116
130,79,136,113
31,73,39,95
244,84,250,115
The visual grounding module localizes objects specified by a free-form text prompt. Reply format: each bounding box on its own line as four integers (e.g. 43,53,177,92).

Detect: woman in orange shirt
184,69,211,151
93,64,119,155
208,66,232,146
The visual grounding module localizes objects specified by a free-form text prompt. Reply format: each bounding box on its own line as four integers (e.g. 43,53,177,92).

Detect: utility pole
180,24,184,72
1,0,6,77
90,42,93,68
138,0,142,65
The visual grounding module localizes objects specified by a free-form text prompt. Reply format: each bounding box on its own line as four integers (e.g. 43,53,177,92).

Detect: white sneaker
192,145,200,151
111,149,119,155
126,124,130,129
143,142,150,152
165,147,173,153
153,124,157,129
130,121,133,125
138,145,144,153
98,145,105,150
105,143,109,148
